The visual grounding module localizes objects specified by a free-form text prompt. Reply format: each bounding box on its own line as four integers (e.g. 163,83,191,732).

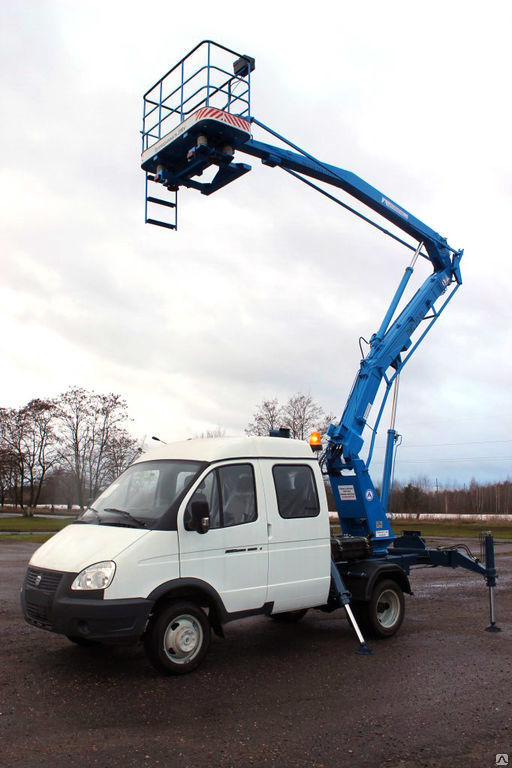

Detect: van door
178,461,268,614
260,459,330,613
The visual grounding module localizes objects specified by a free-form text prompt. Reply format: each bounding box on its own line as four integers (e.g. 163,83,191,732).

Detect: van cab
21,436,334,674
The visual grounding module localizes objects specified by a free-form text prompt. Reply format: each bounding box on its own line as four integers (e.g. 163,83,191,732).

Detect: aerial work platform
141,41,255,227
138,40,501,647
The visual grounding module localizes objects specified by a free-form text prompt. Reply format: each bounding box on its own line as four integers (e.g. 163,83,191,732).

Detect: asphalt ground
0,540,510,768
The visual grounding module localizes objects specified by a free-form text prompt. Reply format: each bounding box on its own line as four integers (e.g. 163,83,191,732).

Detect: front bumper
21,566,153,643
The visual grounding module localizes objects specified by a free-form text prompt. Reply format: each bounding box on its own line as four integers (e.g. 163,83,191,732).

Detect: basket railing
142,41,252,152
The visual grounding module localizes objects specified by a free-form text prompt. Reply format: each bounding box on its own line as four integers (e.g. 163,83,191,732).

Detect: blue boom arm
233,127,462,551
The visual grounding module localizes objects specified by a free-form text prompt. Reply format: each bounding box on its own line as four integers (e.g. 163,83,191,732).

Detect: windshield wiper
102,508,147,528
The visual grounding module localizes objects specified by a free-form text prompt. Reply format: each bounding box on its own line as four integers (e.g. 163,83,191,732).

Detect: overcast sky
1,0,511,487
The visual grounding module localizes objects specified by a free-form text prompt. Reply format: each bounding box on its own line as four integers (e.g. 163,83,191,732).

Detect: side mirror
185,500,210,534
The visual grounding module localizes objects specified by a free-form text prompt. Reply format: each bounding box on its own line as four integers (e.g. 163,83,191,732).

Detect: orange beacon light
309,431,322,452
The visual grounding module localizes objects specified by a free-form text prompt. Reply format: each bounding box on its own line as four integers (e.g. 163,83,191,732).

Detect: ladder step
146,218,177,230
147,196,176,209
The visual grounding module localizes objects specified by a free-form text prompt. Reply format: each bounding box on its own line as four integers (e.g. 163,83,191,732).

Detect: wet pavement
0,540,510,768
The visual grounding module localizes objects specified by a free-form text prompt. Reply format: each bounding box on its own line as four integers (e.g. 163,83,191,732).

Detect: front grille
25,567,64,593
25,598,51,626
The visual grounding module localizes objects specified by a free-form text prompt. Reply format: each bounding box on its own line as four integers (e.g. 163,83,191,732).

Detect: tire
143,601,210,675
269,609,308,623
66,635,101,647
354,579,405,639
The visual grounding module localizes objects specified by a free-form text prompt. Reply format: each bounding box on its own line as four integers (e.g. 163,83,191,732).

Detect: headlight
71,561,116,590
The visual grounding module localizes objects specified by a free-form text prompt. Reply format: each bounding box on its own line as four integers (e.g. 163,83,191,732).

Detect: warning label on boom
339,485,357,501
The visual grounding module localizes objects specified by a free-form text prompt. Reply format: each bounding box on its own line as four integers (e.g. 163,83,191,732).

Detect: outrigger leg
330,561,373,655
482,533,501,633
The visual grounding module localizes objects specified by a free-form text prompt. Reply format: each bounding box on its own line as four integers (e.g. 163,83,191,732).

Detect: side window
185,464,257,529
186,470,221,529
272,465,320,519
218,464,257,527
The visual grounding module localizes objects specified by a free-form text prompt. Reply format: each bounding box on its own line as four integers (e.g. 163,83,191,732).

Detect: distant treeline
390,480,512,516
325,479,512,516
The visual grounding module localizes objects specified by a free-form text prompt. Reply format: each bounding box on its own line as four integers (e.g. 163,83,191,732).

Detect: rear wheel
143,601,210,675
269,609,308,623
353,579,404,638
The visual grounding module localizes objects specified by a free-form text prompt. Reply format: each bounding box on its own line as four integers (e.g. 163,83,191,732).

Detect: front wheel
143,601,210,675
354,579,405,638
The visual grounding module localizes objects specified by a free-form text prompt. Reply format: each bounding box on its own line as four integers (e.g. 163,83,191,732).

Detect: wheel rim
163,614,203,664
376,589,400,628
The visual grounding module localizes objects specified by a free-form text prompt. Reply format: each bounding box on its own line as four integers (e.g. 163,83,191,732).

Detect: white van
22,436,353,674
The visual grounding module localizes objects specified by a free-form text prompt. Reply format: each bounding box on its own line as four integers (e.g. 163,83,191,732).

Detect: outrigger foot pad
356,643,374,655
485,624,502,633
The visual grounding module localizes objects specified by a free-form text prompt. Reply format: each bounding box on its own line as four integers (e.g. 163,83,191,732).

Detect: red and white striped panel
192,107,251,134
141,107,251,165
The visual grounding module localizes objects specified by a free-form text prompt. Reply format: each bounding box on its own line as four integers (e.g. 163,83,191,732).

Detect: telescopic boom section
140,42,463,551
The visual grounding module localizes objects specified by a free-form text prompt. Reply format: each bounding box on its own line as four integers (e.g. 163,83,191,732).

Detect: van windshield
77,460,203,529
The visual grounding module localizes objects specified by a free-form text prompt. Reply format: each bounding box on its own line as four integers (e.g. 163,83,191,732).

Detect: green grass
0,506,75,517
0,517,73,532
393,520,512,539
0,533,54,543
331,519,512,540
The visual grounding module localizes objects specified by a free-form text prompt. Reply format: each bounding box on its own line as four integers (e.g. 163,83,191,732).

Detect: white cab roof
134,436,315,464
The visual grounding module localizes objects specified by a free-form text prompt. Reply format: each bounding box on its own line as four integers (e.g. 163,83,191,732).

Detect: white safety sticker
339,485,356,501
375,530,389,538
381,196,409,220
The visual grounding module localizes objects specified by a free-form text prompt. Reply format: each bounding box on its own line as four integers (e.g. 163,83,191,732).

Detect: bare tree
0,447,18,508
1,408,26,509
56,387,138,508
246,394,334,441
0,400,58,515
103,428,144,485
0,408,24,509
245,399,282,436
281,393,333,441
21,399,58,512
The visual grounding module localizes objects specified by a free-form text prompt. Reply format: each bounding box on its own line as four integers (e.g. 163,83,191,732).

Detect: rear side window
272,464,320,519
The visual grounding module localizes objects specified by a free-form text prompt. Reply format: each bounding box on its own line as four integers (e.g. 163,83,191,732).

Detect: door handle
267,523,272,539
225,547,261,554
